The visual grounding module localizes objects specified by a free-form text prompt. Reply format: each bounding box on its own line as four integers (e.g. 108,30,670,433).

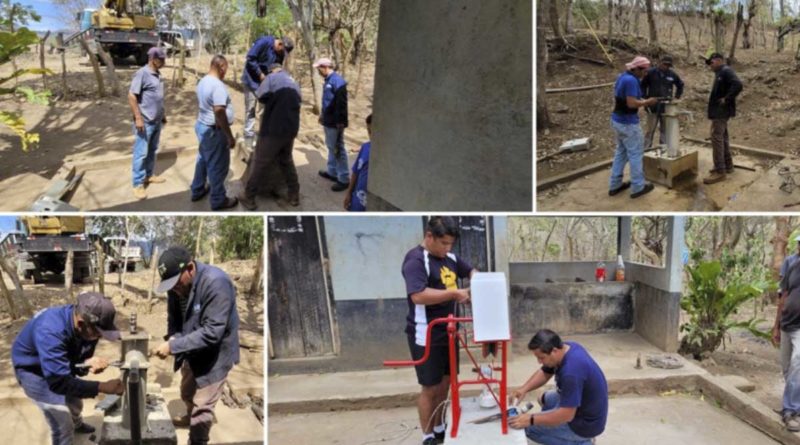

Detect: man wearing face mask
11,292,124,445
151,246,240,445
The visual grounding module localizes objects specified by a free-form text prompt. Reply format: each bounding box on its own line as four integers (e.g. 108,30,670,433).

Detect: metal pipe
128,364,142,445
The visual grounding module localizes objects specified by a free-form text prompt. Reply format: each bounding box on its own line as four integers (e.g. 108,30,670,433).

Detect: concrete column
492,216,510,288
665,216,686,293
617,216,632,261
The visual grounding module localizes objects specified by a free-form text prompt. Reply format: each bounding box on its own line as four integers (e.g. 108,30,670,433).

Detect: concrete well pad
268,393,779,445
537,144,771,212
724,157,800,211
443,397,527,445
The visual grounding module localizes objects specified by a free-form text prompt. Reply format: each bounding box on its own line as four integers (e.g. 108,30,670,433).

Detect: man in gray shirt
776,245,800,432
128,47,167,200
190,55,238,210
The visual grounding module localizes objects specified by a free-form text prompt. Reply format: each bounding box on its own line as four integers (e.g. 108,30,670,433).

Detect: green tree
217,216,264,261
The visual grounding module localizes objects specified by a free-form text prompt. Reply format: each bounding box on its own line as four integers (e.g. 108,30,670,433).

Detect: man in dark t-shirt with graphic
401,216,476,445
510,329,608,444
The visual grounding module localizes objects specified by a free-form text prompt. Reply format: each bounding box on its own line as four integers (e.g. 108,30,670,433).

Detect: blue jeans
243,88,259,139
131,121,162,187
609,119,647,194
526,390,593,445
782,329,800,414
324,126,350,183
16,368,83,445
191,122,230,209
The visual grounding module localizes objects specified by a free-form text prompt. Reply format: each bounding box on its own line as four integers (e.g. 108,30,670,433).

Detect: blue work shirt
12,305,100,403
130,64,165,123
321,71,348,128
611,71,642,125
349,141,370,211
166,262,240,388
241,36,285,92
542,342,608,438
196,75,234,126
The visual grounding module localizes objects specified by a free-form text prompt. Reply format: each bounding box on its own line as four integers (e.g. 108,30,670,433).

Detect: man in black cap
703,52,743,185
242,35,294,150
11,292,124,445
641,55,685,149
151,246,240,445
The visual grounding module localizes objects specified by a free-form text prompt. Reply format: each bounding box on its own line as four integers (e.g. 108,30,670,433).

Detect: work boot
318,170,337,182
74,423,96,434
703,172,726,185
287,191,300,207
331,181,348,192
213,197,239,211
133,185,147,200
145,175,166,184
608,181,631,196
630,183,654,199
421,437,438,445
784,413,800,432
191,185,210,202
238,193,257,211
172,414,190,428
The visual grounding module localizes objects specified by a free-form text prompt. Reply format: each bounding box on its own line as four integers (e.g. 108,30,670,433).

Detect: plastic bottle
595,262,606,282
615,255,625,281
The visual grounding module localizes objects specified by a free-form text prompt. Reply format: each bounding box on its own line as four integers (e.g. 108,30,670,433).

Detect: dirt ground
0,47,372,211
538,29,800,182
0,259,264,440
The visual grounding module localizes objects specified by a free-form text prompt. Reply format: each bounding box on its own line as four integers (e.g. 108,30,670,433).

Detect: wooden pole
78,37,106,97
39,31,51,91
65,249,74,297
147,246,159,303
249,250,264,298
546,82,616,94
94,240,105,295
0,267,19,320
0,257,31,316
581,12,614,65
95,45,120,97
195,219,204,258
56,33,68,100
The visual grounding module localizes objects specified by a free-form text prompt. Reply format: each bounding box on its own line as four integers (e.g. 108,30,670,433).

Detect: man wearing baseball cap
314,57,351,192
151,246,240,444
608,55,659,200
12,292,124,444
703,52,743,185
242,35,294,150
128,46,168,201
641,55,685,149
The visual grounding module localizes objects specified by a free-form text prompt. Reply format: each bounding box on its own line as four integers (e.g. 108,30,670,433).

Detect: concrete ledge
536,159,614,192
683,136,789,161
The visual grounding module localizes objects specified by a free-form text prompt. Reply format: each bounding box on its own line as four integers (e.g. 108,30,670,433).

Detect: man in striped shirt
401,216,477,445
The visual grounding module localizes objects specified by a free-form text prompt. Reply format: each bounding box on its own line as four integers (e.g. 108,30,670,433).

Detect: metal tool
75,360,123,369
470,401,534,424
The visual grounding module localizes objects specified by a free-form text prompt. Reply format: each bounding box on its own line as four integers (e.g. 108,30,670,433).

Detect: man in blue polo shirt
151,246,240,445
313,57,350,192
609,55,659,200
12,292,124,445
510,329,608,444
241,35,294,150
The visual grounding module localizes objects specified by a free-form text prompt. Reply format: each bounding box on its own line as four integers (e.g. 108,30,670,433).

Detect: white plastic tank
470,272,511,342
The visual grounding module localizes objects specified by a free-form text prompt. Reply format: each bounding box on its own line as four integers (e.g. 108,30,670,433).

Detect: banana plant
0,27,53,151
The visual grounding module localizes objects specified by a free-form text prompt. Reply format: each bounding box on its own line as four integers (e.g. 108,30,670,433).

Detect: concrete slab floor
269,394,778,444
537,144,776,212
268,333,707,412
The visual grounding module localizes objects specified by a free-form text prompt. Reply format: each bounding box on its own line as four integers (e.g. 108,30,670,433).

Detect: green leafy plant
0,27,53,151
679,259,774,359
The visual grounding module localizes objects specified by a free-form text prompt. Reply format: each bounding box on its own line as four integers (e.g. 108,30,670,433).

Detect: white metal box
470,272,511,342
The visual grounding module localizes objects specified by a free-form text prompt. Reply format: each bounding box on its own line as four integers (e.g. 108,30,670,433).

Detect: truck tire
135,47,150,66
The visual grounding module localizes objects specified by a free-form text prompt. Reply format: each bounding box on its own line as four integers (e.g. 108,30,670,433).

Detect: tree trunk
565,0,575,34
729,3,744,63
0,267,18,320
713,12,726,54
56,33,68,99
287,0,323,114
549,0,563,40
39,31,50,91
250,249,264,298
772,216,790,283
646,0,658,43
634,0,641,37
95,44,120,97
94,240,105,295
195,218,204,258
780,0,786,19
607,0,614,47
78,37,106,97
65,250,74,297
537,2,551,131
121,217,131,293
147,246,159,308
676,12,691,59
743,0,757,49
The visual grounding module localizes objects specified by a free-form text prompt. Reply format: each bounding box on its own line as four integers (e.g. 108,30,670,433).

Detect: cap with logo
156,246,192,294
76,291,120,341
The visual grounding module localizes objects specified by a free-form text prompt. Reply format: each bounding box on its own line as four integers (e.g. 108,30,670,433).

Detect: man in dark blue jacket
313,57,350,192
12,292,124,445
241,35,294,149
641,56,685,149
703,52,743,185
239,63,302,210
152,246,240,445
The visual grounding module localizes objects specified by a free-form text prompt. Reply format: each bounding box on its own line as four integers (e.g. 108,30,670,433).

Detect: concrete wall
510,260,622,283
368,0,533,211
633,282,681,352
510,282,634,338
